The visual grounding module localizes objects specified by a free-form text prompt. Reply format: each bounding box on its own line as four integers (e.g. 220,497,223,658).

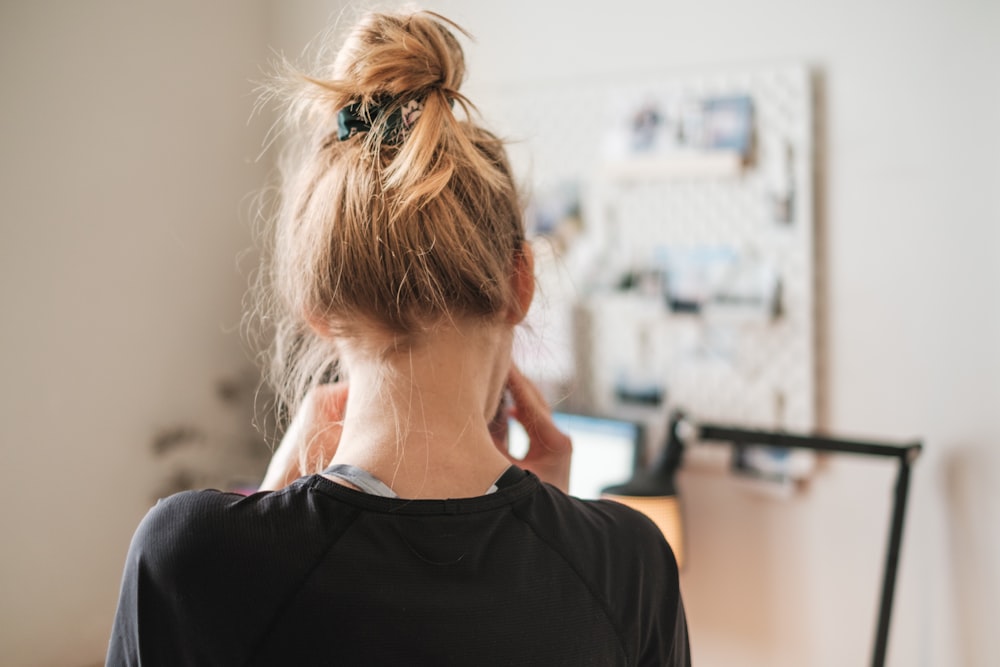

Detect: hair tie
336,98,425,144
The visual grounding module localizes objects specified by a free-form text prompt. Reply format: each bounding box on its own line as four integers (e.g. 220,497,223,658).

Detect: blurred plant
151,366,276,498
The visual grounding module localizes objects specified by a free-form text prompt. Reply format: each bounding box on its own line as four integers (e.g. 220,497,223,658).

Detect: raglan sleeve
533,488,691,667
105,491,248,666
656,579,690,667
631,512,690,667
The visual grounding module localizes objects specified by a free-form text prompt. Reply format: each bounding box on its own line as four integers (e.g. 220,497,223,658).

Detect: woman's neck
329,321,513,499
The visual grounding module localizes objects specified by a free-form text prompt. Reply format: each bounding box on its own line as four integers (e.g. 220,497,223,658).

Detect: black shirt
107,468,689,666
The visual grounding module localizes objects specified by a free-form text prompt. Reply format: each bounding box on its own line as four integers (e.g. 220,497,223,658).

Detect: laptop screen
508,412,643,499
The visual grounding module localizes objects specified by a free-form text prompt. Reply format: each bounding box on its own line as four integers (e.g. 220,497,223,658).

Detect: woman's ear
508,241,535,325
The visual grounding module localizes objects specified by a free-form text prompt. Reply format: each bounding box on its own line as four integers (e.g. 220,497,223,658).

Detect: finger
505,367,546,431
506,367,571,454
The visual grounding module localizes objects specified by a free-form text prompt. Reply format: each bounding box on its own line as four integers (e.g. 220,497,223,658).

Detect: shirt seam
240,508,363,666
509,503,633,665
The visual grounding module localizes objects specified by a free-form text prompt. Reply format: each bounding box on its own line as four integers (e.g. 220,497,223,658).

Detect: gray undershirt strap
322,463,509,498
323,464,398,498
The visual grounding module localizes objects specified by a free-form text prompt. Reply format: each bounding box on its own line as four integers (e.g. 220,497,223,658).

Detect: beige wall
0,1,271,664
1,1,997,665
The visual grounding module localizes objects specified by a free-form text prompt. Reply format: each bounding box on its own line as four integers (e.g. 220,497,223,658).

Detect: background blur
1,1,997,665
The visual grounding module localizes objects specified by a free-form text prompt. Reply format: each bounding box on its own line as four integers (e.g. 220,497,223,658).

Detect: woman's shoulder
127,489,264,581
514,480,680,580
135,487,271,546
526,481,671,540
112,482,359,664
128,480,356,580
510,481,686,662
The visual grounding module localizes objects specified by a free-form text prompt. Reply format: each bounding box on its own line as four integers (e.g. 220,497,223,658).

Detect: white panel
481,65,816,433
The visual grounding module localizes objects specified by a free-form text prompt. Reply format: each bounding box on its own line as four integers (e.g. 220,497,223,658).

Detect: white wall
0,1,271,664
1,1,996,665
272,1,999,666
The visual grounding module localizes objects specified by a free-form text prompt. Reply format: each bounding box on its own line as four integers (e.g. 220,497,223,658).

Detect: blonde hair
254,10,525,427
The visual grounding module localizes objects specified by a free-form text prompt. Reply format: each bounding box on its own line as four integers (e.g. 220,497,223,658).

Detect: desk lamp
601,415,687,569
602,411,922,667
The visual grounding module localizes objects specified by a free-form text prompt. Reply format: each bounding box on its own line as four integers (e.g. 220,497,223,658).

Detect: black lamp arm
694,422,922,462
669,412,922,667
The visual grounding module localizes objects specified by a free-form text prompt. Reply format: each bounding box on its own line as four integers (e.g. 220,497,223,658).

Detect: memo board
476,64,817,435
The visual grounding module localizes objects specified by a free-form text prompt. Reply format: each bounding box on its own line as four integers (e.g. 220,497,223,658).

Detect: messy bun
256,10,525,421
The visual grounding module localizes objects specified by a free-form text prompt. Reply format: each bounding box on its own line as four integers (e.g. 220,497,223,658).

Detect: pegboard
477,64,816,435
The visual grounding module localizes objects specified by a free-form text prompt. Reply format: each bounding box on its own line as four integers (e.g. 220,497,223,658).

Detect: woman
108,10,688,666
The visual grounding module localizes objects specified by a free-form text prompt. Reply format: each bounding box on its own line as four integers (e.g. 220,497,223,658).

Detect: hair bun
261,9,525,425
332,11,467,104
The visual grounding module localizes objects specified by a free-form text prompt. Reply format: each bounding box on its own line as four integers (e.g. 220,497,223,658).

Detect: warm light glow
603,494,684,569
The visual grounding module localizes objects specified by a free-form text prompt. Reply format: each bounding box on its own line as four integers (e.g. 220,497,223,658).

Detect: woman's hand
498,366,573,493
259,383,349,491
